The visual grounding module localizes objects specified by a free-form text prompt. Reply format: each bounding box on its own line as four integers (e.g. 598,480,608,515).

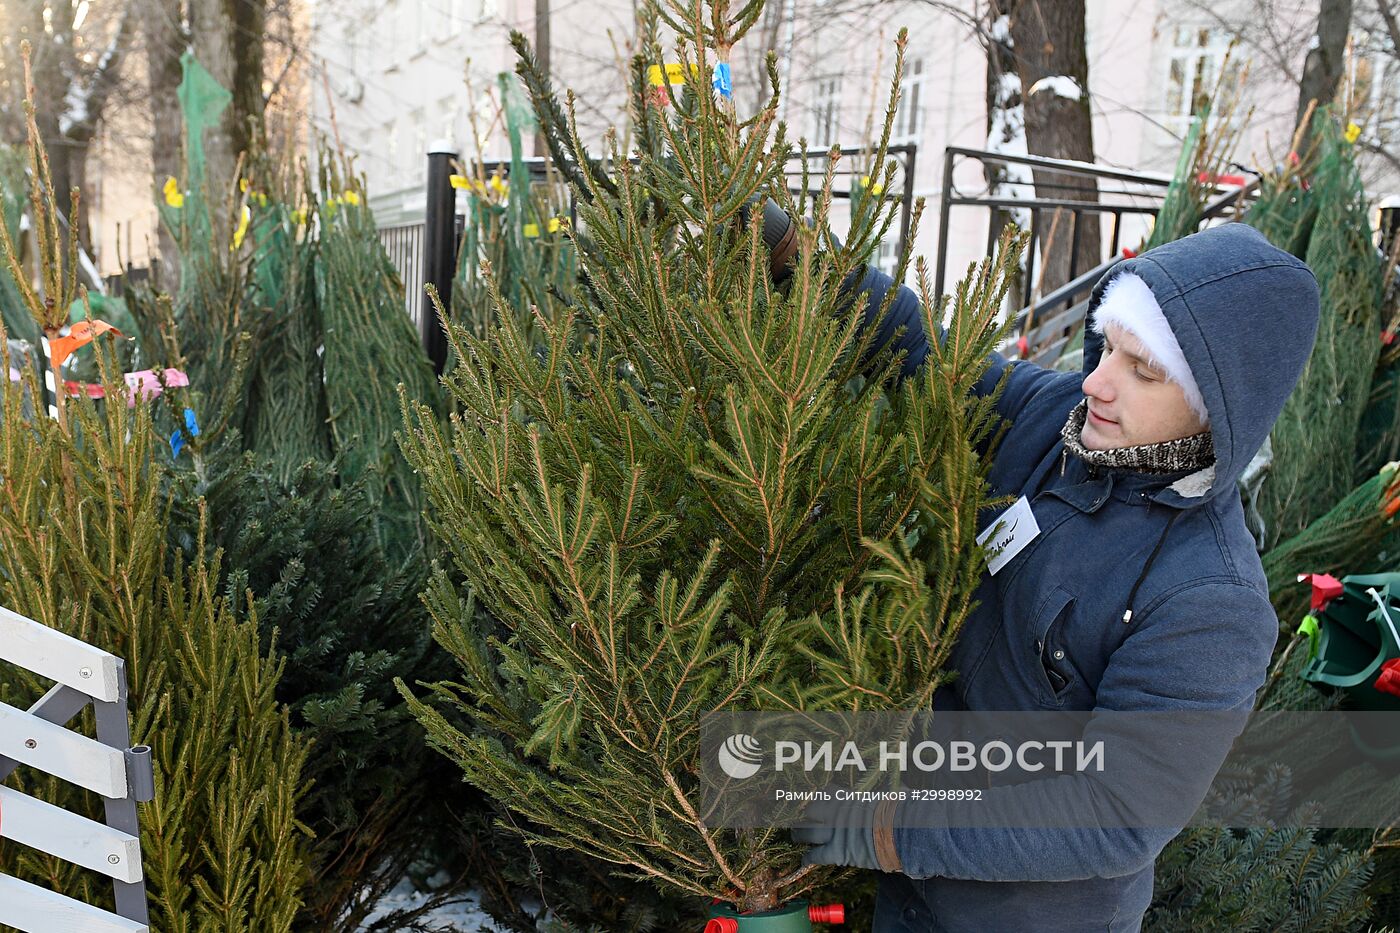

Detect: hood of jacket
1080,222,1320,507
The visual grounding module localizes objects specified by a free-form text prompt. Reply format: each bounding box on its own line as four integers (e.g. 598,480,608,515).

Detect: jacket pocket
1029,586,1077,706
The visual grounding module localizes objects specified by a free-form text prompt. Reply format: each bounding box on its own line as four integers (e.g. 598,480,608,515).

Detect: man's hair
1091,272,1208,423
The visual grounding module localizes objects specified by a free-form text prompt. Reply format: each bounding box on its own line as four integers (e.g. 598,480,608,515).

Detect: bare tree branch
1377,0,1400,56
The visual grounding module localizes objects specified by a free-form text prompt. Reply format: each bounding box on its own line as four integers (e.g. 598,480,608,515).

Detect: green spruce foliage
451,73,578,349
1147,823,1375,931
0,54,311,925
0,335,311,930
1256,112,1386,551
400,0,1016,912
167,449,451,930
314,153,441,557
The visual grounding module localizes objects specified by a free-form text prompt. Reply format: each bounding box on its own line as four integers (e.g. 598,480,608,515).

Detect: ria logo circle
718,733,763,779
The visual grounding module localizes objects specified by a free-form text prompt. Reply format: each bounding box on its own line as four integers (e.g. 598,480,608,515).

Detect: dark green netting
0,145,40,350
451,72,576,352
1256,112,1385,552
314,153,440,556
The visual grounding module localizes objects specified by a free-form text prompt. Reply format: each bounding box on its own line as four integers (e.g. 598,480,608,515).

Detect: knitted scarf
1060,399,1215,475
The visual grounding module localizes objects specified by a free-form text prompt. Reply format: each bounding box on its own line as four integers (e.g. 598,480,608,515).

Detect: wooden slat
1023,301,1089,348
0,873,147,933
0,605,120,702
0,786,142,883
0,701,127,797
1032,336,1072,366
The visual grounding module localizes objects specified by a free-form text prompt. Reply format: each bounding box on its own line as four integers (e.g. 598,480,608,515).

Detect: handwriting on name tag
976,495,1041,575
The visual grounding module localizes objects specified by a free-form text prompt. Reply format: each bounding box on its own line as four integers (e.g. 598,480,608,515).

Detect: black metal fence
379,222,430,331
935,147,1258,364
383,144,920,372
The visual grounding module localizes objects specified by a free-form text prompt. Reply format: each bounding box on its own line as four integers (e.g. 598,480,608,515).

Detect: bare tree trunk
180,0,266,234
1297,0,1353,130
189,0,237,197
229,0,267,159
534,0,550,158
61,9,137,254
143,0,186,290
1005,0,1099,295
985,2,1020,227
14,0,78,239
5,1,132,256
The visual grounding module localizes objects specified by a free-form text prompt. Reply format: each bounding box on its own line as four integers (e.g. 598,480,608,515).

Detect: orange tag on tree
48,320,125,368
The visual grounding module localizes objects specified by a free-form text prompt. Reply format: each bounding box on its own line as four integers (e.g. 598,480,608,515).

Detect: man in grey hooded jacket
794,222,1321,931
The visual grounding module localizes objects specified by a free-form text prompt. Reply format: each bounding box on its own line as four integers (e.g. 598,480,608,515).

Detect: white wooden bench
0,604,152,932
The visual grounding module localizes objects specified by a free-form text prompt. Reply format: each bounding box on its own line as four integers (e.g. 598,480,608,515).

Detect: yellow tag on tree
647,63,689,86
163,176,184,208
523,217,564,238
231,205,251,250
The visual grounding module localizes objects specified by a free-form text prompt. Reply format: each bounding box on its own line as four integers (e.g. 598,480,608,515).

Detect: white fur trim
1091,273,1208,423
1169,464,1215,498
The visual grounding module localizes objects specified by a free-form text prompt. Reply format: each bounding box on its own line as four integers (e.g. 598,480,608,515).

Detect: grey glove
791,822,883,870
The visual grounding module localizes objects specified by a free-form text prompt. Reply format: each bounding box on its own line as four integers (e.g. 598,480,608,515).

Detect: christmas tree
1255,112,1385,551
0,46,309,925
400,0,1017,912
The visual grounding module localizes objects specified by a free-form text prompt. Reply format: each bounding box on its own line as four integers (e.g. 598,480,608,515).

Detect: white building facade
86,1,1397,289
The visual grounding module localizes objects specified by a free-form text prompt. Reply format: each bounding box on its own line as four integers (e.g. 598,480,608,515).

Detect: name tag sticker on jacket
977,495,1041,575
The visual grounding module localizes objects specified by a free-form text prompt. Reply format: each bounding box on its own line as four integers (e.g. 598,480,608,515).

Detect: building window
382,0,398,68
892,57,923,144
416,1,435,52
874,237,900,278
810,76,841,147
409,108,427,182
1353,28,1400,139
440,97,458,146
1164,25,1233,130
342,23,358,75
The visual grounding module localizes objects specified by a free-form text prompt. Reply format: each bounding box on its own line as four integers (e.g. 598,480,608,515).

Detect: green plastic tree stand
705,899,844,932
1300,572,1400,712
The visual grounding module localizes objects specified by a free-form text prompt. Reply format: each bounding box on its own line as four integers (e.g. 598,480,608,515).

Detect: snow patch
59,92,88,135
990,14,1011,43
59,29,122,137
357,879,511,932
987,66,1032,230
1026,75,1083,102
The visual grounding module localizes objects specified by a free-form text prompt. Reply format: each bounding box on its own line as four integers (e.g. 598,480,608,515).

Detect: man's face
1079,323,1208,451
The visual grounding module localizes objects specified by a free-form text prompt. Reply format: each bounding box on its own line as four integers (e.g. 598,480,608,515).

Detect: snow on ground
357,879,513,932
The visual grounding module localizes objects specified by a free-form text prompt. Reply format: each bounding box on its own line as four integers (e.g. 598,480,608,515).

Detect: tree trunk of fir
1005,0,1100,297
144,0,186,291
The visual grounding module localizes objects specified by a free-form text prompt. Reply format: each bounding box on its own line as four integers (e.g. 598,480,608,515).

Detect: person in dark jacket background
793,222,1321,932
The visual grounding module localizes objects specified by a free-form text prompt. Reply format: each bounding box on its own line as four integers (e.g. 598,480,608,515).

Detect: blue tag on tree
713,62,732,99
171,407,199,457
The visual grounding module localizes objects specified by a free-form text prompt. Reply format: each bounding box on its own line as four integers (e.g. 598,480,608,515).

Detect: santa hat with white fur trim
1090,272,1209,424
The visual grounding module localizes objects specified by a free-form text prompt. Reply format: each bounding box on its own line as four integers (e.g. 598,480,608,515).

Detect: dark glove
791,822,883,870
791,796,901,871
